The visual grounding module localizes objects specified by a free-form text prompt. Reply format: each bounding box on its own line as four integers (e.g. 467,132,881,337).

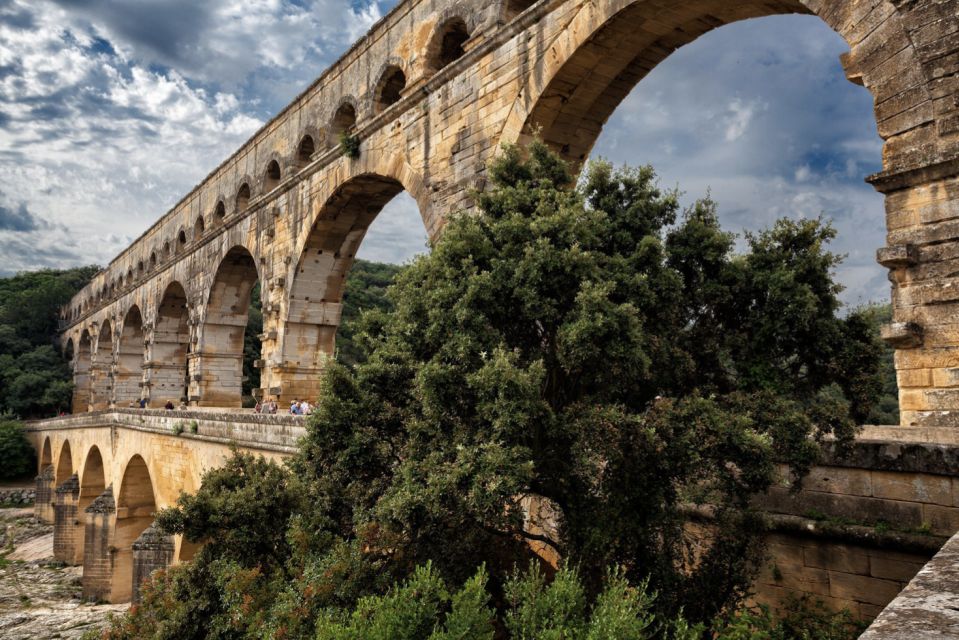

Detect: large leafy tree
130,141,881,639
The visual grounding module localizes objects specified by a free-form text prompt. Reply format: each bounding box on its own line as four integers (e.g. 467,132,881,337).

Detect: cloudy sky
0,1,888,306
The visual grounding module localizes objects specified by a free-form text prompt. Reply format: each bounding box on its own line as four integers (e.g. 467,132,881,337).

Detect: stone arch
213,199,227,225
329,98,358,145
55,439,73,486
501,0,934,176
372,62,407,114
40,436,52,471
197,246,261,407
115,305,145,406
91,319,114,410
194,215,206,241
264,158,282,192
236,182,252,212
150,281,191,406
425,15,471,73
277,170,428,402
176,228,188,252
73,330,93,413
149,251,158,270
75,445,106,566
296,133,317,168
113,454,157,603
503,0,536,20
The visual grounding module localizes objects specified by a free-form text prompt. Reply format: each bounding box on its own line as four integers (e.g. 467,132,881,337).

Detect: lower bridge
22,416,959,627
24,410,304,603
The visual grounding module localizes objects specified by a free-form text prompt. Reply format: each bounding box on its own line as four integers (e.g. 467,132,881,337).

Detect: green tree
108,141,881,638
337,260,404,367
0,418,35,480
856,303,899,425
0,266,98,418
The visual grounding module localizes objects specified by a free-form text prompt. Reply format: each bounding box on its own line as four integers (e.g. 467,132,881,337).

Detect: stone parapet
860,531,959,638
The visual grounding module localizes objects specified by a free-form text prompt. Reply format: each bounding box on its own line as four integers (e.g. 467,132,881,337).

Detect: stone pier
53,474,80,565
34,465,54,523
131,524,174,604
82,486,115,602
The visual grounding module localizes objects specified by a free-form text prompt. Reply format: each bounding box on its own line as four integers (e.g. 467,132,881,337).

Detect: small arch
236,183,251,212
163,240,171,256
330,100,357,143
374,65,406,113
194,216,205,240
115,454,157,603
137,260,144,274
264,160,281,192
40,436,52,471
428,18,470,72
116,306,144,406
177,229,187,250
214,200,226,224
149,251,157,270
505,0,536,19
55,440,73,486
296,135,315,167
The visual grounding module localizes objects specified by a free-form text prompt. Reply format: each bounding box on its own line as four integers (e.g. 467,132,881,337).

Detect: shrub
339,131,361,159
0,418,34,480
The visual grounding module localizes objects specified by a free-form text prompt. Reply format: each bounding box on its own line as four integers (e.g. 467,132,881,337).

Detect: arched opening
40,436,52,471
163,240,171,257
374,66,406,113
330,102,357,143
194,216,205,241
214,200,226,224
265,160,281,191
296,135,315,167
114,455,156,603
200,247,261,407
429,18,469,71
505,0,536,19
149,251,157,270
236,183,251,212
74,330,93,413
92,320,114,410
55,440,73,486
151,282,190,407
115,306,145,407
76,445,106,565
281,175,426,402
137,260,144,274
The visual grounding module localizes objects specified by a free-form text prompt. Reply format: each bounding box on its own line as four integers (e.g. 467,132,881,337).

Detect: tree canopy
103,142,882,639
0,266,98,417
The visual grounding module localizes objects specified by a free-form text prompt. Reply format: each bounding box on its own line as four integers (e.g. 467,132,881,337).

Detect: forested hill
0,266,99,417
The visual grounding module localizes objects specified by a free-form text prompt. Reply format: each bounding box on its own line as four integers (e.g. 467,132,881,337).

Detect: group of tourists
254,399,279,414
252,398,312,415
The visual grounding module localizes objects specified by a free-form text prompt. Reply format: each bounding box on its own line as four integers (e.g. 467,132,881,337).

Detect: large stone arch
270,167,429,403
91,320,114,410
112,454,157,603
196,246,262,407
40,436,52,471
149,281,191,406
501,0,933,175
73,330,93,413
116,306,145,406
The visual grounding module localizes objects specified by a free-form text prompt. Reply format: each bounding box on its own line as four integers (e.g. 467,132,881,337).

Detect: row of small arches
66,15,479,323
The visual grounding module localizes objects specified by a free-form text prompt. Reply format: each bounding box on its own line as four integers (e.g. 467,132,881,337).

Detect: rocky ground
0,507,126,639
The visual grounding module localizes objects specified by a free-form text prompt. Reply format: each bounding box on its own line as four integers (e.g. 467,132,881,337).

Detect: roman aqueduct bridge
23,0,959,628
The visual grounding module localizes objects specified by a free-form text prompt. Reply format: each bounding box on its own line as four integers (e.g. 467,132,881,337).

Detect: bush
0,418,35,480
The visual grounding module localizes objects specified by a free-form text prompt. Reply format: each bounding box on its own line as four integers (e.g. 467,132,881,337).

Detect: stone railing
860,531,959,638
26,409,308,454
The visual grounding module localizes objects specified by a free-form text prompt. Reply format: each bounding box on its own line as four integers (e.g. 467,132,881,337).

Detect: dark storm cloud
49,0,212,67
0,201,46,231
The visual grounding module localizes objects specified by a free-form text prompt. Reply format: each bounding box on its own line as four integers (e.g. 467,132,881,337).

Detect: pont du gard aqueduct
19,0,959,633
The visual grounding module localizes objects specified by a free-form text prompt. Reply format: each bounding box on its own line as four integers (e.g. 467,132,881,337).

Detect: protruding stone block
82,486,115,602
132,523,174,604
877,244,919,269
53,474,80,564
882,322,924,349
34,465,54,523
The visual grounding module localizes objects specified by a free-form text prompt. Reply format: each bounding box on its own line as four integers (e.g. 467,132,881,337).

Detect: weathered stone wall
0,487,35,506
53,474,80,564
131,524,174,604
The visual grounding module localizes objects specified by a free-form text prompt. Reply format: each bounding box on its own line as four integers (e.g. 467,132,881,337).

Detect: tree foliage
0,266,98,417
0,418,35,480
101,142,882,639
